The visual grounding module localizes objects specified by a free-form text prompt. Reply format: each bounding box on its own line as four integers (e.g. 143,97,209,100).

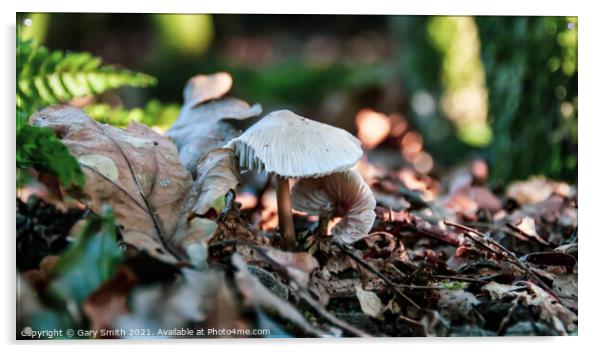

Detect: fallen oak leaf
552,273,578,311
31,106,218,263
506,176,575,206
441,185,502,219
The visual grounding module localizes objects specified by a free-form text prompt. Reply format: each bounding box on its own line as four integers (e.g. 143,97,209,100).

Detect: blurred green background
17,13,577,185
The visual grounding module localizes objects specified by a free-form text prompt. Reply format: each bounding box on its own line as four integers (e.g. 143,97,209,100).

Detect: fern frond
17,123,85,188
17,39,157,110
16,39,157,189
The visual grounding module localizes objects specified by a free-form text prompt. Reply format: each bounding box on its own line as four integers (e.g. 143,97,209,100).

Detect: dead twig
444,221,569,308
334,242,422,310
295,290,372,337
506,222,550,246
496,299,519,335
432,275,487,284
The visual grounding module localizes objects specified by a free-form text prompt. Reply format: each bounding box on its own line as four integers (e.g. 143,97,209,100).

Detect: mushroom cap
291,169,376,244
227,110,363,178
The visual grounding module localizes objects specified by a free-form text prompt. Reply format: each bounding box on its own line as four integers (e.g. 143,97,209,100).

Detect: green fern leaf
16,122,85,188
16,38,157,189
17,39,157,110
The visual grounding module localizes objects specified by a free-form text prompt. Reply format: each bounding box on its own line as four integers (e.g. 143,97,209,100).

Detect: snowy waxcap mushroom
227,110,362,178
291,169,376,244
226,109,364,249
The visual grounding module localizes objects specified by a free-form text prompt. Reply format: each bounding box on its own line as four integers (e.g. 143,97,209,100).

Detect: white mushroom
291,169,376,245
227,110,363,249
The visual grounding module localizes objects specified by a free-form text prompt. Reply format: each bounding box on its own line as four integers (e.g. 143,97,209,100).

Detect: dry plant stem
464,221,529,242
276,175,296,249
433,275,487,284
444,221,569,307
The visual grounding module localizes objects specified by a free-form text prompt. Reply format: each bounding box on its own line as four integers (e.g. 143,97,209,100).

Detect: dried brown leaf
32,106,194,263
262,248,319,287
482,281,577,334
506,176,575,205
83,267,137,332
512,217,550,245
167,74,262,172
191,148,239,215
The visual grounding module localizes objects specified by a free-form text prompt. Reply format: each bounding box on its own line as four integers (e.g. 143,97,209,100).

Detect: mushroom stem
275,175,296,249
317,212,330,237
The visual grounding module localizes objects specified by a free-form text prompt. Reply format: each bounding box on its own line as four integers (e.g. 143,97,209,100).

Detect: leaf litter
17,73,578,338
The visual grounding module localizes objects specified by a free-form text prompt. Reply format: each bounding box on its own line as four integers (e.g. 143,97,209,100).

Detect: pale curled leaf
167,95,262,172
191,148,240,215
355,286,384,319
261,247,319,287
183,72,233,107
514,217,550,245
32,106,192,263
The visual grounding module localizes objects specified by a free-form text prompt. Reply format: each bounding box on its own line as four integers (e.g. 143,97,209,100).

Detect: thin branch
444,221,569,308
334,242,422,310
296,290,372,337
433,275,487,284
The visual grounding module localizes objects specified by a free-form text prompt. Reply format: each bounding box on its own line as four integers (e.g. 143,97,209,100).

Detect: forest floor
17,166,578,338
16,74,578,339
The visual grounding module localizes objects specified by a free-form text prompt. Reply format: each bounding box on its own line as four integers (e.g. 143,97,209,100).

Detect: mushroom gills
291,169,376,244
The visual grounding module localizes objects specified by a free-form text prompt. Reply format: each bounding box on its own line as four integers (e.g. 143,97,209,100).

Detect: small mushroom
227,110,363,249
291,169,376,245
